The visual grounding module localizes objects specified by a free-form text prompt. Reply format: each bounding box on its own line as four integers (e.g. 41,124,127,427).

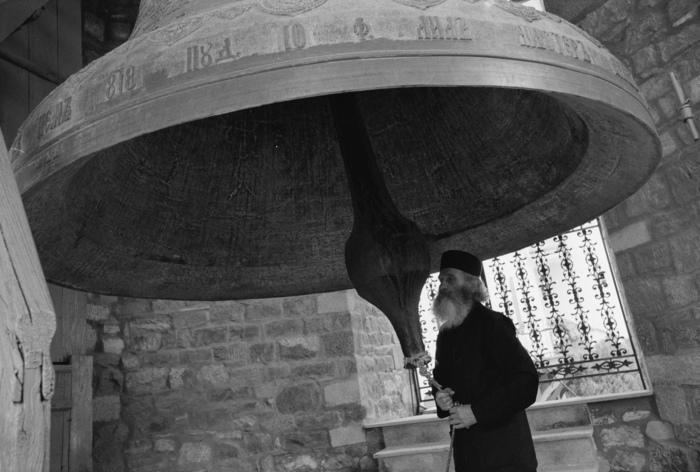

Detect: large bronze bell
10,0,660,363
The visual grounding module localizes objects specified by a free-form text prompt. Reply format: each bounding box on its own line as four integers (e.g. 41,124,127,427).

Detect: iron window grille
416,219,646,409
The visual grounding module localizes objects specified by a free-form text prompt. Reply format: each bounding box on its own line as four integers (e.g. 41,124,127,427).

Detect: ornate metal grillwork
419,275,440,364
417,219,646,406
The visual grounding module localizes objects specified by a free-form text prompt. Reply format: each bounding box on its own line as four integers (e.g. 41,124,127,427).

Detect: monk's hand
435,388,455,411
448,405,477,429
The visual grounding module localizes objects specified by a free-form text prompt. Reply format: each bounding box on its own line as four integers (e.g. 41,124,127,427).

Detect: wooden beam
0,0,50,44
0,46,65,85
0,25,29,144
0,126,56,470
28,0,58,110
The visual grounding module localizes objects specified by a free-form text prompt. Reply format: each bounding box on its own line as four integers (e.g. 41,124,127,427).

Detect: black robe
433,302,539,472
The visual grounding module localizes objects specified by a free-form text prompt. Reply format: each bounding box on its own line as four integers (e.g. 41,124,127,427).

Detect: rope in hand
405,351,457,472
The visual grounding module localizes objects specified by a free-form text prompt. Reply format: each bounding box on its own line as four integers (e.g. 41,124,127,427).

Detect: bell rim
16,54,660,299
13,46,654,194
12,0,653,189
9,1,662,300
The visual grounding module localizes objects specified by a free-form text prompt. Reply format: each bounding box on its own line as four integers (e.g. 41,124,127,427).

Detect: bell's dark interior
24,87,588,299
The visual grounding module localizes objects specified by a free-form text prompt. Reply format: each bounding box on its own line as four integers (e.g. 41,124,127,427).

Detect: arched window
417,219,648,408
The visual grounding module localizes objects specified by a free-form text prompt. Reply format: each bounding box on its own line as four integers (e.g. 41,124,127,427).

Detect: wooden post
50,356,93,472
0,129,56,470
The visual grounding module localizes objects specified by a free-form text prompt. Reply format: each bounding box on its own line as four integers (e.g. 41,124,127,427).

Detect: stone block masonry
577,0,700,466
85,289,411,472
588,396,699,471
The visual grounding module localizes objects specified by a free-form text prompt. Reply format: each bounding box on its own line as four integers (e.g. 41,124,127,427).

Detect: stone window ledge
362,389,654,429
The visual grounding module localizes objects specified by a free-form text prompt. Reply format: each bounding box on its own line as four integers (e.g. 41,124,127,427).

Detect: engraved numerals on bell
281,23,307,51
186,37,241,72
105,66,138,100
187,43,214,71
417,16,472,41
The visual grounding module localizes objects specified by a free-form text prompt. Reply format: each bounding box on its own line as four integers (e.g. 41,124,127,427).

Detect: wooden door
49,357,92,472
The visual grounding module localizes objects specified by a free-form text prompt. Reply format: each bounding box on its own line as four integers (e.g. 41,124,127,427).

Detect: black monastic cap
439,250,482,277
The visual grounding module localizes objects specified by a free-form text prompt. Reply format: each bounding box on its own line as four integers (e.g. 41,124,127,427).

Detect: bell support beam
328,93,431,367
0,129,56,471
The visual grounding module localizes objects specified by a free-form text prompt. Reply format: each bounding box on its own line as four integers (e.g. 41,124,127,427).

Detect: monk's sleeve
432,334,451,419
470,315,539,425
432,387,450,419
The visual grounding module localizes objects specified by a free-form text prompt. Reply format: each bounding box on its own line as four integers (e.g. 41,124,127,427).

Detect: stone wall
589,396,697,471
86,290,410,472
575,0,700,452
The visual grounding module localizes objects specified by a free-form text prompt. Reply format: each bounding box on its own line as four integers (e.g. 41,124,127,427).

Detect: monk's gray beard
433,290,473,331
